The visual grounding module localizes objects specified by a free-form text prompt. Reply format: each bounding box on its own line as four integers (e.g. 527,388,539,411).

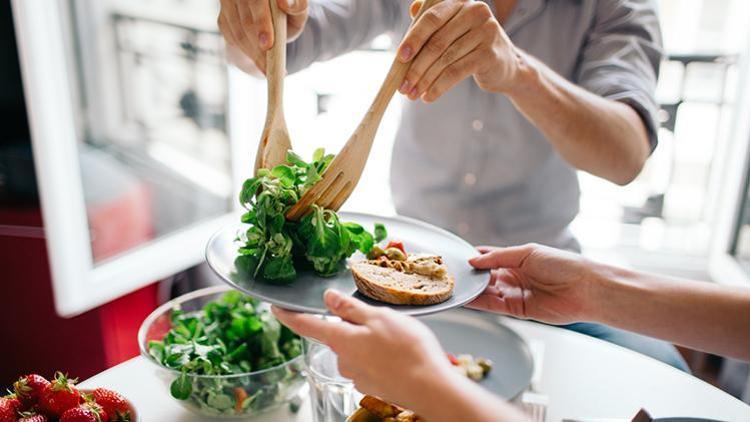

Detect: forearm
505,51,651,185
588,265,750,361
287,0,408,73
406,368,527,422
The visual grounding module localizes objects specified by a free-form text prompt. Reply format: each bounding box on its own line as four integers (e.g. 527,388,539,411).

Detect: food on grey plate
350,240,454,305
347,354,491,422
447,352,493,381
236,148,387,284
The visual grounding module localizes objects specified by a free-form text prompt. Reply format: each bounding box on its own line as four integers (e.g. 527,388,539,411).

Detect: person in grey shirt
218,0,688,371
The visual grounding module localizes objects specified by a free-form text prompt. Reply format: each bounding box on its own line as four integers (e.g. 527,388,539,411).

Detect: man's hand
467,244,603,324
218,0,309,74
272,290,453,405
397,0,523,103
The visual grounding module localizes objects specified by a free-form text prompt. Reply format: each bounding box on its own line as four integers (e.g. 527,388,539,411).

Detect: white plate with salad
205,149,490,316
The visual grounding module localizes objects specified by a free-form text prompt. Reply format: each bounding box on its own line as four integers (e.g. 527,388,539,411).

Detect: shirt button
457,222,470,235
471,119,484,131
463,173,477,186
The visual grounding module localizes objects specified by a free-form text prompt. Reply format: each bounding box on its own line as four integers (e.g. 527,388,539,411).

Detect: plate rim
205,211,490,316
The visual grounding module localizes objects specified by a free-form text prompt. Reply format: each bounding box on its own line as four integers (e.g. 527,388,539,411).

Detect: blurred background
2,0,750,404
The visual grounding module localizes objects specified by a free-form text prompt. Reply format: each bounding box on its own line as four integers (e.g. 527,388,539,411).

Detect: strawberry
59,403,107,422
82,402,107,422
91,389,130,421
59,407,97,422
39,372,81,417
13,374,50,409
17,411,48,422
0,394,21,422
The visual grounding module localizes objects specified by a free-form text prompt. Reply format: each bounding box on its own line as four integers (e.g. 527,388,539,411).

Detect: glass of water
304,338,362,422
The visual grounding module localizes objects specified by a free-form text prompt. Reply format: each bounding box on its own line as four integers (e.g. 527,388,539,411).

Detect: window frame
11,0,248,317
709,40,750,287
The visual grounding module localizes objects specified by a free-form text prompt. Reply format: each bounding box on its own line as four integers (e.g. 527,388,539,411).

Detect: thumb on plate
469,244,533,269
324,289,376,325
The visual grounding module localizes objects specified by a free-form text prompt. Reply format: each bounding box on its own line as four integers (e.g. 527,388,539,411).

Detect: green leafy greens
147,291,304,415
237,148,387,283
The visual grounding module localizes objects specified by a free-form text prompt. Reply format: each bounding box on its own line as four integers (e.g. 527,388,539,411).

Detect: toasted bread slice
350,260,454,305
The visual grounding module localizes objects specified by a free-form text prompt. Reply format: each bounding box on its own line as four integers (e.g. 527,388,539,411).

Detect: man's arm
219,0,410,75
506,0,662,185
505,53,651,185
396,0,662,186
287,0,410,73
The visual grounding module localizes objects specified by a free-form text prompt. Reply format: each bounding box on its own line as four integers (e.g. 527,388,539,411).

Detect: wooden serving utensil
255,0,292,173
286,0,442,220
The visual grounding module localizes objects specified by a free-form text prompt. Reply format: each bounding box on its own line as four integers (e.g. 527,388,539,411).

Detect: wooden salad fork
286,0,442,220
255,0,292,173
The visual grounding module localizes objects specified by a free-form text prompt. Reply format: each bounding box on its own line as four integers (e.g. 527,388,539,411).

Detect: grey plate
422,308,534,399
206,212,490,316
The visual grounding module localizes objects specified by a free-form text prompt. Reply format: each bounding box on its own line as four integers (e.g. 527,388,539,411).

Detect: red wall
0,206,158,389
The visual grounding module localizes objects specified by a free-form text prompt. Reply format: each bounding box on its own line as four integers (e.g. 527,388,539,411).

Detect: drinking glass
303,338,362,422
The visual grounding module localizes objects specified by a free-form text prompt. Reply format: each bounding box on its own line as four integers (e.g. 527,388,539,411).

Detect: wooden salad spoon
255,0,292,173
286,0,442,220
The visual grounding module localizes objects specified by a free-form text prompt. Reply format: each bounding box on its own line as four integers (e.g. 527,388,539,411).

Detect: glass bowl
137,285,306,419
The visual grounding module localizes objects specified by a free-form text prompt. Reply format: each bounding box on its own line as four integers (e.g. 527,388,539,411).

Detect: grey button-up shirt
288,0,663,251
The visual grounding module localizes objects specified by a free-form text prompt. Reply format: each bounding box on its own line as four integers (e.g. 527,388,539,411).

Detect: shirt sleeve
574,0,664,151
286,0,411,74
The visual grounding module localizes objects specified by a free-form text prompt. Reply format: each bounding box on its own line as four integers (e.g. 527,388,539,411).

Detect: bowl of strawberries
1,372,136,422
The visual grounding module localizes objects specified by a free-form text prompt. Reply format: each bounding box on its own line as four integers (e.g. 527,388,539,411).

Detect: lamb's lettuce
147,292,304,415
237,149,386,283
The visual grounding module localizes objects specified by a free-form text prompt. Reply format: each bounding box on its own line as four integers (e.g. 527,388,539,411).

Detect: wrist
584,261,644,325
407,368,475,420
504,48,541,100
409,368,525,422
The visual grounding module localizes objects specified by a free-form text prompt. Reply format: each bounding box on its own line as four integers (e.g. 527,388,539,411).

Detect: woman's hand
272,290,454,406
218,0,308,74
397,0,524,102
467,244,606,324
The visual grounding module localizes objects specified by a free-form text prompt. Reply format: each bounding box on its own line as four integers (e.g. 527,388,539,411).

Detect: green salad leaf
148,291,303,411
171,372,192,400
237,149,387,283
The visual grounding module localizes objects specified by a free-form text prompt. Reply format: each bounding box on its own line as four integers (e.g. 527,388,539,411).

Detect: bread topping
366,253,447,279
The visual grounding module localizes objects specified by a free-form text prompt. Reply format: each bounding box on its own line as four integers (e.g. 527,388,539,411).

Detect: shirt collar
490,0,547,35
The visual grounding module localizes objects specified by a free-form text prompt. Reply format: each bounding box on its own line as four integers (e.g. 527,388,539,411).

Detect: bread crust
350,261,454,305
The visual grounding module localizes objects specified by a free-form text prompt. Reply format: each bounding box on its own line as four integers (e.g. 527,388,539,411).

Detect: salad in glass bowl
138,285,305,418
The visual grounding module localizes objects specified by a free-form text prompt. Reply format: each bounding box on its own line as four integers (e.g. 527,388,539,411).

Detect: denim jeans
561,322,691,373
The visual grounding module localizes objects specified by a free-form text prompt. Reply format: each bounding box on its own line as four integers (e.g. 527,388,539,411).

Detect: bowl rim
137,285,303,379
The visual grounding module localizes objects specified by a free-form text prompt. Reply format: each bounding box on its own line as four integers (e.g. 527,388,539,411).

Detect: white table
79,319,750,421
